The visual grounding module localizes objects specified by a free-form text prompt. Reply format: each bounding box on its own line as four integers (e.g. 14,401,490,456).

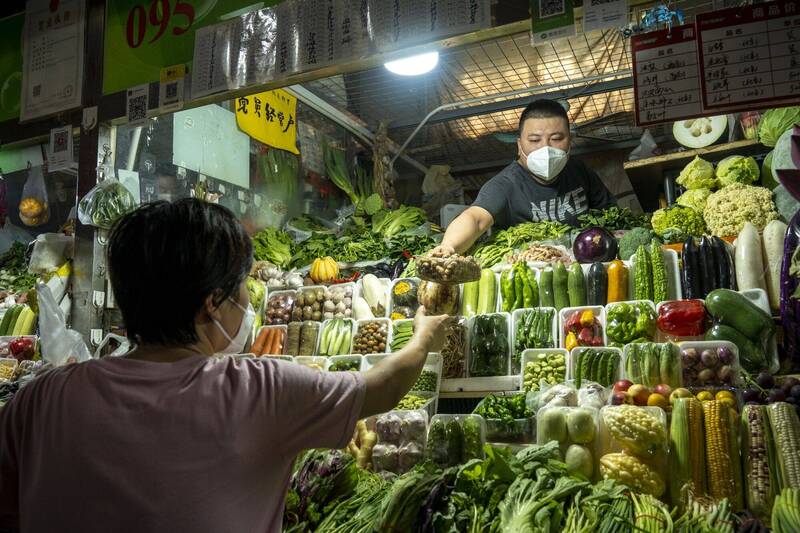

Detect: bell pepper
657,299,707,337
565,331,578,351
580,310,595,327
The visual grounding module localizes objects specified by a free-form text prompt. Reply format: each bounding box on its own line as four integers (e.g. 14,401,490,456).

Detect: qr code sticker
541,0,566,17
165,81,178,100
128,94,147,123
52,130,69,153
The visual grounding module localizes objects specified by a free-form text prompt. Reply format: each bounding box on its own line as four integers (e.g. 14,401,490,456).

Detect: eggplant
573,227,618,263
781,210,800,370
681,237,701,299
711,237,731,290
698,236,717,297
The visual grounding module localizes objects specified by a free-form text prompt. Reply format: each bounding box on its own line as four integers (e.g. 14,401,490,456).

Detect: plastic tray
677,340,741,388
629,248,682,302
356,276,391,318
352,318,392,355
654,299,707,343
427,414,488,466
519,348,569,392
559,306,607,349
0,357,18,383
253,325,288,356
396,390,437,419
604,300,657,344
511,307,559,367
294,356,327,371
567,346,623,387
362,353,389,370
410,353,443,399
388,277,422,320
265,354,293,362
598,404,669,457
473,391,534,444
264,289,296,325
536,406,600,478
620,342,682,389
466,312,512,377
317,318,355,356
326,354,364,372
296,321,322,356
389,319,414,352
738,288,779,374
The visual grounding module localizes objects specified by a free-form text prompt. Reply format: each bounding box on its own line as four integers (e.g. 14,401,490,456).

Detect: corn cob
742,405,775,522
727,403,744,511
767,402,800,490
703,400,743,509
670,398,706,507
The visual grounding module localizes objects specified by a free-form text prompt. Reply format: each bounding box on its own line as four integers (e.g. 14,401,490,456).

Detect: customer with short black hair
0,199,448,533
432,98,616,256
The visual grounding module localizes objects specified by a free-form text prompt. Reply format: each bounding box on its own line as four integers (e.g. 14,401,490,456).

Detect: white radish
762,219,788,311
735,222,767,292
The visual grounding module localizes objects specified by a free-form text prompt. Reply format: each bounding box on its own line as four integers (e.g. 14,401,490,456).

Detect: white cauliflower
703,184,779,237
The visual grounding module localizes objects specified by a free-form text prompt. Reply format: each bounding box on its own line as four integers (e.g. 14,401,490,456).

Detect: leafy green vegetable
252,227,295,268
715,155,760,188
675,156,716,190
372,205,427,237
758,106,800,147
576,207,652,231
0,242,37,293
259,148,299,205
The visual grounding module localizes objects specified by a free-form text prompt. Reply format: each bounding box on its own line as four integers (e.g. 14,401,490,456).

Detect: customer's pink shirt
0,355,365,532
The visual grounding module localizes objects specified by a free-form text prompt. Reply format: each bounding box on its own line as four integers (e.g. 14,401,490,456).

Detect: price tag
126,84,149,126
159,64,185,113
47,125,74,172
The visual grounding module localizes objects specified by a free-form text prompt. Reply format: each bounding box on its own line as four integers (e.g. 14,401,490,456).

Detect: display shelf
623,139,762,171
440,376,520,398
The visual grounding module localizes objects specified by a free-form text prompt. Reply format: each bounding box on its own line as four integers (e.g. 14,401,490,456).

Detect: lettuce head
676,156,716,190
676,188,712,213
716,155,759,188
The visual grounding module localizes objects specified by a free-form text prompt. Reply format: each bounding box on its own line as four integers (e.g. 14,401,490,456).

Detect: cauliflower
703,184,779,236
676,156,717,189
676,188,712,213
651,206,707,243
716,155,760,188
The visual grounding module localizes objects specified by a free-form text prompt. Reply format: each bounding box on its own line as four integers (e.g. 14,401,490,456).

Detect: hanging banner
21,0,85,121
235,89,299,154
0,14,24,123
632,24,703,127
696,0,800,112
530,0,576,45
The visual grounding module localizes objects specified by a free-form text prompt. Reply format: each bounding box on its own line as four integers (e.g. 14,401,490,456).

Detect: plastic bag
93,333,131,358
577,382,608,411
28,233,73,274
37,282,91,366
628,129,659,161
78,177,136,229
531,382,577,412
19,165,49,227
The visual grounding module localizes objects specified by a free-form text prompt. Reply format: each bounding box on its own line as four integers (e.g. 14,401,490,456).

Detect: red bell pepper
657,299,707,337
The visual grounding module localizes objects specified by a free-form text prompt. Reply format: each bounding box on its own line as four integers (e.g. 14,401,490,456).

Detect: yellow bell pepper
565,331,578,351
580,310,595,327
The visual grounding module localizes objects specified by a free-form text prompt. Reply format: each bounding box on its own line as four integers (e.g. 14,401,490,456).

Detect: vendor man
433,99,616,255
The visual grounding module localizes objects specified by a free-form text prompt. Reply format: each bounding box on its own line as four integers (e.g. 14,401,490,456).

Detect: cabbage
676,188,712,213
758,106,800,147
676,156,716,190
762,151,778,189
716,155,759,188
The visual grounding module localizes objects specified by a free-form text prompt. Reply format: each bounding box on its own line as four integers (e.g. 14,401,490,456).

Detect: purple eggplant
781,210,800,371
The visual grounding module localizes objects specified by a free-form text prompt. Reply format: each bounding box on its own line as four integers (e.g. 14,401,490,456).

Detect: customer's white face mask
523,146,569,183
213,299,256,355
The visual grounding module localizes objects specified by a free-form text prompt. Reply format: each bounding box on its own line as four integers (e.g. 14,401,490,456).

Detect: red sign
632,24,704,127
696,0,800,111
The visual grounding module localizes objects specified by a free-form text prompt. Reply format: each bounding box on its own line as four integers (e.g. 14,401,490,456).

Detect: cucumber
698,236,717,298
587,262,608,306
705,288,775,342
3,305,23,337
553,263,570,311
705,324,768,372
0,305,17,336
524,269,539,307
461,280,480,317
567,263,586,307
575,350,583,388
540,268,555,308
477,269,497,314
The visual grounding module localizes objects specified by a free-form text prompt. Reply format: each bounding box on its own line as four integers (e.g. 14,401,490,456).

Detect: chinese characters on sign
235,89,300,155
697,0,800,111
632,25,704,126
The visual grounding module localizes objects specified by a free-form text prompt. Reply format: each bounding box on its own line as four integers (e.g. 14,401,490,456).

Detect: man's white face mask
523,145,569,183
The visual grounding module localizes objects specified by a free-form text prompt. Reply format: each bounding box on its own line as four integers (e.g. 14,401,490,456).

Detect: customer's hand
413,307,450,352
429,244,456,258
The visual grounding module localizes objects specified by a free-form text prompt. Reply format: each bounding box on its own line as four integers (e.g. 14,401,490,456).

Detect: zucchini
681,237,701,299
705,324,768,372
607,259,628,303
711,237,731,290
0,305,17,336
705,288,775,342
698,236,717,298
553,263,570,311
461,280,480,317
477,269,497,314
540,268,555,308
587,262,608,306
2,305,23,337
567,262,586,307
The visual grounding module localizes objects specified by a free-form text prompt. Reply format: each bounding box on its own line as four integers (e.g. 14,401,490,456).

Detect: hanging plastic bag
78,176,137,230
36,282,91,366
93,333,131,358
19,165,49,227
28,233,74,274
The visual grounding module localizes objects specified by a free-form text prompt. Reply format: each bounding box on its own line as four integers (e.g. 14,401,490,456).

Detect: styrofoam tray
567,346,623,387
473,391,534,444
428,414,488,463
518,348,569,392
352,318,392,355
511,307,558,372
388,277,421,320
294,355,327,370
629,248,682,302
362,353,389,370
389,319,414,352
317,318,355,356
254,325,288,356
264,289,297,325
356,276,391,318
620,342,682,388
654,299,706,343
604,300,657,344
325,354,364,372
677,340,742,387
559,306,607,348
410,353,443,395
465,312,513,377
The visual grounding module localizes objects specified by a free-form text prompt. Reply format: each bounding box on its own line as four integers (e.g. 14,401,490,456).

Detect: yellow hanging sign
234,89,299,154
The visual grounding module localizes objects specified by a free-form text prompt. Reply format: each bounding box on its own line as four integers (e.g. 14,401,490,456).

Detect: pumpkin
310,256,339,283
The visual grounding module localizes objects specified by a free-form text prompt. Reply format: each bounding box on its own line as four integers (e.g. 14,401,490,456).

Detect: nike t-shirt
472,158,616,229
0,355,365,533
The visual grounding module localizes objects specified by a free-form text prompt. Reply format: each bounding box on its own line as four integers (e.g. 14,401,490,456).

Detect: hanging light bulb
384,51,439,76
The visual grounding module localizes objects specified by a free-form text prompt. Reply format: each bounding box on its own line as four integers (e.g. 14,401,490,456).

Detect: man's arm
434,206,494,256
359,310,449,418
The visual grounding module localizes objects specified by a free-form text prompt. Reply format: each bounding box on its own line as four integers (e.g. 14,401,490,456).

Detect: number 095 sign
124,0,194,49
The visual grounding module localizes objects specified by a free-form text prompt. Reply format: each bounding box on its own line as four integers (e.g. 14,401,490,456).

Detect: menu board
632,25,704,126
697,0,800,111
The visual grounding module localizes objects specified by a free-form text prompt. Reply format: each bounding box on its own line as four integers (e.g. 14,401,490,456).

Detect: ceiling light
384,52,439,76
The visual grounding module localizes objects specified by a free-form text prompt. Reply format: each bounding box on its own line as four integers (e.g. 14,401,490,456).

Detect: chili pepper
657,299,707,337
513,264,524,310
500,270,513,312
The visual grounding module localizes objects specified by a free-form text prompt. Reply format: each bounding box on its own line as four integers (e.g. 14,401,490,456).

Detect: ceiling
299,0,718,173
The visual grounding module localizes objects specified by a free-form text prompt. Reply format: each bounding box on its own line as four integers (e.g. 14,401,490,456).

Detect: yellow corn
767,402,800,490
687,398,707,495
703,400,743,509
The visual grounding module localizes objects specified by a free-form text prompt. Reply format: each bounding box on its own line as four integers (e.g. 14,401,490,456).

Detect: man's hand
413,307,450,352
429,244,456,258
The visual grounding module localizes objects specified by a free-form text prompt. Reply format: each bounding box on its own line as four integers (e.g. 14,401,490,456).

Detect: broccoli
651,206,707,244
619,227,658,260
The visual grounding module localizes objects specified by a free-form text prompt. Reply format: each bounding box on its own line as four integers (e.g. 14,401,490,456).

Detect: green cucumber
461,280,480,317
525,269,539,307
587,262,608,306
553,263,570,311
477,269,497,314
540,268,555,308
3,305,23,337
575,350,583,388
0,305,17,336
705,288,775,342
567,263,586,307
705,324,768,372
